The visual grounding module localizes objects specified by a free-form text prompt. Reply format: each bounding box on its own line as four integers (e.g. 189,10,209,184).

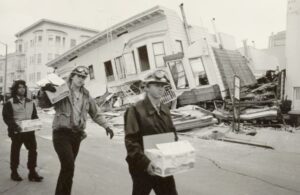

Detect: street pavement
1,107,300,195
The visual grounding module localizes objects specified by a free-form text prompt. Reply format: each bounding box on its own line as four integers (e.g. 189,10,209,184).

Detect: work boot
28,169,43,182
11,170,23,181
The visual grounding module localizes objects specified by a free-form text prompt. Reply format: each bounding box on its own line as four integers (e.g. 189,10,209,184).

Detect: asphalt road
0,109,300,195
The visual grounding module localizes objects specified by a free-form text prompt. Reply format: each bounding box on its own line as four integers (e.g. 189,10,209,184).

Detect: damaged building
46,5,256,109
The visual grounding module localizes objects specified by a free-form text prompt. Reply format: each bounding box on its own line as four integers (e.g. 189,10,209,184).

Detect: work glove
105,127,114,139
147,162,156,176
14,125,22,134
41,83,57,93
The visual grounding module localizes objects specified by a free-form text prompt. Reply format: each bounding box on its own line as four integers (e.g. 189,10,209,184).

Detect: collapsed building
46,5,255,106
44,5,296,131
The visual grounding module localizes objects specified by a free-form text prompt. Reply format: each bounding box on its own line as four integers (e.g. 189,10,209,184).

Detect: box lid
156,140,195,155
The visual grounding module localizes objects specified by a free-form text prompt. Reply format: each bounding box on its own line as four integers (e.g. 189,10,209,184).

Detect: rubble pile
97,70,292,133
213,70,289,128
171,105,217,131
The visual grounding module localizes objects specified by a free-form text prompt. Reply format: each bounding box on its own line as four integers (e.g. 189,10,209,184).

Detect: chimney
243,39,248,57
211,18,223,49
179,3,192,45
252,40,256,48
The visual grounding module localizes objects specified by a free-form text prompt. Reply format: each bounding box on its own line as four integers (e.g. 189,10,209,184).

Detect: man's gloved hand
41,83,57,93
147,162,155,176
105,127,114,139
175,134,179,141
14,125,22,134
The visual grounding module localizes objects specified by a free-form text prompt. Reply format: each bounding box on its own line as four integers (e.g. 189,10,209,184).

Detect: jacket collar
143,95,168,116
12,96,31,104
67,82,90,97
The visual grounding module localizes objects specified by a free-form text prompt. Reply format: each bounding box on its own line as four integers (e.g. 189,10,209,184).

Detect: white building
0,52,25,95
0,55,5,95
14,19,99,89
47,5,255,102
286,0,300,111
239,41,280,78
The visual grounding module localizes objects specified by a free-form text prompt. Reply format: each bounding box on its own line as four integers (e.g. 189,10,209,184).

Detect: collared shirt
17,96,26,108
71,89,84,127
147,94,161,115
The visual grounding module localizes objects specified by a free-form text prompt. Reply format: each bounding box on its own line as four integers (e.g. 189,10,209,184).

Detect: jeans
10,131,37,171
131,172,178,195
53,129,82,195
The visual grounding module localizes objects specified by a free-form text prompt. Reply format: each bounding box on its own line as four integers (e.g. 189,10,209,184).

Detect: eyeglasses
74,66,89,75
77,74,87,79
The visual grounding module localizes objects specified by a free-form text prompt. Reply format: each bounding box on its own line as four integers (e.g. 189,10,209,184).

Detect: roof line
46,5,166,67
15,19,99,37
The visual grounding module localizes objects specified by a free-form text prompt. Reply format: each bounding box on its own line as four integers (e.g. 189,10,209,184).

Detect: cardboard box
45,83,70,104
18,119,42,132
145,140,196,177
143,132,175,150
37,74,70,104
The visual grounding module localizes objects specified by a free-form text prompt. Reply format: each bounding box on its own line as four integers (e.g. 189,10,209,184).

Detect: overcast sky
0,0,287,54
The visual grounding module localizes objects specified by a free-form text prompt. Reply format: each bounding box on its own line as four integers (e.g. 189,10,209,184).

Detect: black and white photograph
0,0,299,194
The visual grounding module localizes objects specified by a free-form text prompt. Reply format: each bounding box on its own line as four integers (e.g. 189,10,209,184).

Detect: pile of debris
97,69,292,134
213,70,290,128
102,105,217,134
171,105,217,131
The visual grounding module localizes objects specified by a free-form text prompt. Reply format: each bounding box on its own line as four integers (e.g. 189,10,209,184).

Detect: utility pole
0,41,8,102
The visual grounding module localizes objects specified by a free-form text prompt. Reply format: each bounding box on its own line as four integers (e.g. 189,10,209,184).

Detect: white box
18,119,42,132
45,83,70,104
37,74,70,104
145,140,196,177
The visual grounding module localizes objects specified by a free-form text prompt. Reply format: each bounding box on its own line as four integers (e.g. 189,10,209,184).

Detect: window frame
114,56,126,79
88,65,95,80
152,42,166,67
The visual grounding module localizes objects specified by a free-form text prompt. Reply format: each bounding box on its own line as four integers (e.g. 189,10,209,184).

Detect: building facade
268,31,286,48
47,6,246,100
0,53,26,95
286,0,300,111
14,19,99,89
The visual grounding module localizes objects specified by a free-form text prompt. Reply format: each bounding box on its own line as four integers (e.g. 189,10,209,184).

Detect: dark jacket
37,85,108,132
2,97,38,137
124,96,177,175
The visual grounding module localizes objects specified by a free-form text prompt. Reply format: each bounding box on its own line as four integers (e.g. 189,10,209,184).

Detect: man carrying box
2,80,44,182
124,70,179,195
38,66,114,195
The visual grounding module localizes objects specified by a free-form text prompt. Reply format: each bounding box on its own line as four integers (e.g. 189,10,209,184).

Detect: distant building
238,30,287,78
285,0,300,111
14,19,99,89
0,56,5,94
239,40,280,78
0,53,26,94
47,5,254,101
268,31,286,48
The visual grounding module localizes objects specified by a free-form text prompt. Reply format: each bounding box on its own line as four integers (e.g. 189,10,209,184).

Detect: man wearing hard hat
38,66,114,195
124,70,178,195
